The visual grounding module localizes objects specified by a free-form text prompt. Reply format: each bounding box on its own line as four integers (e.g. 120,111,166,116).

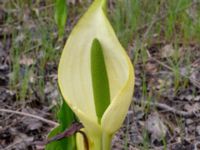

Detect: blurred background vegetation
1,0,199,102
1,0,200,149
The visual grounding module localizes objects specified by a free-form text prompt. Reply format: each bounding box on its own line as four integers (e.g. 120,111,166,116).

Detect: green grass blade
54,0,67,37
91,38,110,123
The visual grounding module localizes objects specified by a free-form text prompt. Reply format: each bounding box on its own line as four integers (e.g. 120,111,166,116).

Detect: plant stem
89,132,112,150
92,137,102,150
102,132,112,150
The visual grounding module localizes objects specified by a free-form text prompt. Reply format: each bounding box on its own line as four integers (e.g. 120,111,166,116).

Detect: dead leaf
145,61,158,74
160,44,175,58
184,103,200,113
15,33,26,43
19,55,34,66
194,96,200,101
145,112,168,143
196,126,200,136
190,69,200,88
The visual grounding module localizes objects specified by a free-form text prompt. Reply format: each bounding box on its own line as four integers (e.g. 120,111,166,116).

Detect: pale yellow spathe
58,0,134,149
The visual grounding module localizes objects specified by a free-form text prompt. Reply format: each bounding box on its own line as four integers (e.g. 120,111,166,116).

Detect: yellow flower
58,0,134,149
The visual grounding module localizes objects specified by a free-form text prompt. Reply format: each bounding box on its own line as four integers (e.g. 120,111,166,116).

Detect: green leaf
55,0,67,37
58,96,77,130
45,126,64,150
45,98,76,150
91,38,110,123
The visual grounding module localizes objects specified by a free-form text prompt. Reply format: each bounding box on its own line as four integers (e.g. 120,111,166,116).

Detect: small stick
149,57,200,89
0,108,58,126
35,122,83,146
145,47,200,89
46,122,83,144
134,100,200,118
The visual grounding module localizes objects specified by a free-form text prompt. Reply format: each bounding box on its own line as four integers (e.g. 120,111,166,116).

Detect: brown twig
35,122,83,146
46,122,83,144
149,57,200,89
146,46,200,89
134,100,200,118
0,108,58,126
